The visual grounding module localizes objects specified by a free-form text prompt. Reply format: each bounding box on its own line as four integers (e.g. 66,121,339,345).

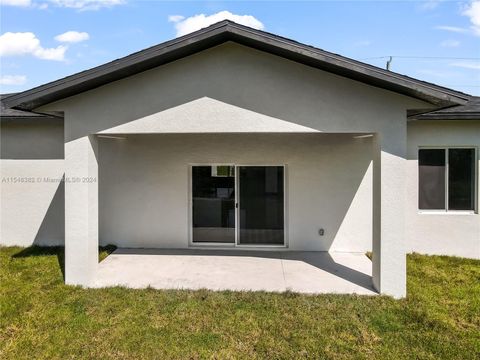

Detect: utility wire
360,55,480,61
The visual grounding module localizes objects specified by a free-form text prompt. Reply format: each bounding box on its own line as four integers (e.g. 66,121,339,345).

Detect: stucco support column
64,135,99,286
372,134,407,298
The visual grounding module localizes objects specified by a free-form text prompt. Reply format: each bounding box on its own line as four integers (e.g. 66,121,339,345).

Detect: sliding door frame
235,164,287,248
188,164,288,249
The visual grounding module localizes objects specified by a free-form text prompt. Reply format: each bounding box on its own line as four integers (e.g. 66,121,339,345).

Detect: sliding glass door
192,166,236,243
191,165,285,246
238,166,284,245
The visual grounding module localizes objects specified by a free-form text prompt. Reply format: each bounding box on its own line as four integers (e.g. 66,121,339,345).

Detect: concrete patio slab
94,249,376,295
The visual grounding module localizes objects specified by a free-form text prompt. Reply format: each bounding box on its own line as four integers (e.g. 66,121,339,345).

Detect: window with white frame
418,148,476,211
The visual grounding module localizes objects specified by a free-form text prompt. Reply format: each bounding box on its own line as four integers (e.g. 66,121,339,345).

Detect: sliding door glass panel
418,149,446,210
448,149,475,210
239,166,284,245
192,166,235,243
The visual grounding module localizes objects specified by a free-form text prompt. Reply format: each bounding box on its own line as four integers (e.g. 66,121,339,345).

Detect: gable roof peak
4,20,470,111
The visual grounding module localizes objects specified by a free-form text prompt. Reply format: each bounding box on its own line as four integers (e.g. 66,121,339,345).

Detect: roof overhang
3,20,471,111
1,94,60,119
409,112,480,120
408,96,479,120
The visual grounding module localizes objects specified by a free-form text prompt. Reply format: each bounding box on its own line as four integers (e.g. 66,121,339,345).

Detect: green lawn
1,247,479,359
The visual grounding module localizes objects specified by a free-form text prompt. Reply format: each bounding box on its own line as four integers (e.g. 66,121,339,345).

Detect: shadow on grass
12,245,117,280
99,245,117,262
12,246,66,279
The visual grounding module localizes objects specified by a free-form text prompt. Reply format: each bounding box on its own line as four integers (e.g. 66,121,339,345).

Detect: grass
1,247,479,359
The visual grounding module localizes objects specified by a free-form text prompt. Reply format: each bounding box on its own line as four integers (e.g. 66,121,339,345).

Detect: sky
0,0,479,96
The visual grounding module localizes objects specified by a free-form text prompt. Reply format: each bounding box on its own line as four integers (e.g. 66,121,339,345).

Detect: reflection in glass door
238,166,284,245
191,165,285,246
192,166,235,243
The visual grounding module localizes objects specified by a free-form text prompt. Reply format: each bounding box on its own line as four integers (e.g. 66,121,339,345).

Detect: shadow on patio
94,249,376,295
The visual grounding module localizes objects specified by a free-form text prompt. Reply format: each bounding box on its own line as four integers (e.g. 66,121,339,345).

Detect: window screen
419,149,446,210
448,149,475,210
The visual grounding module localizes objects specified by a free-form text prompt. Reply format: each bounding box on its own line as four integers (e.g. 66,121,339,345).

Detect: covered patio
68,127,404,297
94,249,375,295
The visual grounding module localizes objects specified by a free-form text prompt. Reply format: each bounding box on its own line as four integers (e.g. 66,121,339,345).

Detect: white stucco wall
1,160,64,246
1,117,64,159
98,133,373,251
406,120,480,259
0,117,64,246
35,41,429,296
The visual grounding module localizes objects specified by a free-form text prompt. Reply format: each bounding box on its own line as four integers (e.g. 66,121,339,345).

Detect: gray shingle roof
3,20,471,111
1,93,48,118
410,96,480,120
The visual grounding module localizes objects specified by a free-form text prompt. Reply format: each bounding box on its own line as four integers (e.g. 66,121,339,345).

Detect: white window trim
418,146,478,215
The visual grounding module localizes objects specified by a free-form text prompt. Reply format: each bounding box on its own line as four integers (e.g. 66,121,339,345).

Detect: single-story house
1,21,478,298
